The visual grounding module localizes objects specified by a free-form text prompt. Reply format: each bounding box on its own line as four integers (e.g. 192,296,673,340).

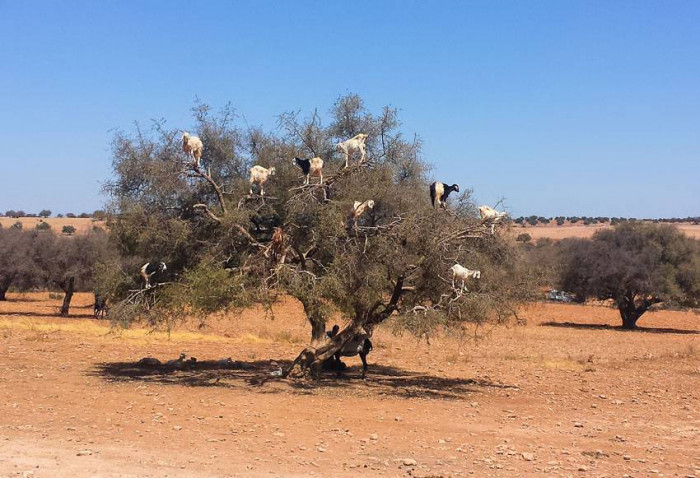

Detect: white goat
249,165,276,196
450,263,481,291
182,132,203,165
348,200,375,229
478,205,508,233
336,133,368,168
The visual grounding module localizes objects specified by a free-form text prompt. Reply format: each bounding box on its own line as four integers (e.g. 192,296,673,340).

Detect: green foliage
38,209,52,218
62,225,76,235
105,95,533,341
516,233,532,243
35,221,51,231
558,222,700,327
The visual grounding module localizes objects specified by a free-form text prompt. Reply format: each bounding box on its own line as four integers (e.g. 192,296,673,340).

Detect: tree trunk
0,277,12,301
617,294,646,329
287,276,406,379
60,277,75,317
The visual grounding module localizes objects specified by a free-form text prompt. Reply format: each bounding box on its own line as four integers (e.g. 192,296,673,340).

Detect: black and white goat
326,324,373,379
429,182,460,209
140,262,167,289
293,156,324,185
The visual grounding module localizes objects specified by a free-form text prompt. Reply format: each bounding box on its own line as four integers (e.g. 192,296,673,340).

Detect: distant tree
36,221,51,231
514,217,524,225
78,212,91,218
92,210,107,220
0,229,33,300
39,210,52,218
62,225,76,235
555,216,565,226
558,223,700,329
538,216,550,224
66,213,76,218
516,233,532,243
56,213,64,218
527,215,538,226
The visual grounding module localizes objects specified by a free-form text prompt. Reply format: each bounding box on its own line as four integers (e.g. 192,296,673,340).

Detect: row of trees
103,95,537,376
0,228,113,314
522,222,700,328
514,216,700,226
2,210,106,219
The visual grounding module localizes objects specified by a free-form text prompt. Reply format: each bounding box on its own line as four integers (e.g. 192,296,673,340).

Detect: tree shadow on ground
540,321,699,335
0,311,97,319
92,358,516,400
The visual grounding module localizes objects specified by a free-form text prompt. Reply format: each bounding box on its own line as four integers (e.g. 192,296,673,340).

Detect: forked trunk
617,294,652,330
60,276,75,316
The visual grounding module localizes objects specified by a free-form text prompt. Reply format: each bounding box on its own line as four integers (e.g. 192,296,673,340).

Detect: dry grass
512,221,700,241
0,216,104,234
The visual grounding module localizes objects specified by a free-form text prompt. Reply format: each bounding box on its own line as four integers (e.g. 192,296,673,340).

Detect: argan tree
105,95,535,377
558,222,700,328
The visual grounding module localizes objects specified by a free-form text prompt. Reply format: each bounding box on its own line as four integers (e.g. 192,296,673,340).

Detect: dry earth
514,223,700,241
0,218,103,234
1,293,699,477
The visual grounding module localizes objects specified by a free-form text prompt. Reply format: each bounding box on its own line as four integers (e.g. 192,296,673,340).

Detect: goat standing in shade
326,324,373,379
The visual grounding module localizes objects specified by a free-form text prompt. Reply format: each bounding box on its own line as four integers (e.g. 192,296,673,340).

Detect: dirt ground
1,293,699,477
514,223,700,241
0,217,103,234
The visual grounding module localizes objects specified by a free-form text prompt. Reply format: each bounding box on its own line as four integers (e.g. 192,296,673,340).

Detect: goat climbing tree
105,94,536,378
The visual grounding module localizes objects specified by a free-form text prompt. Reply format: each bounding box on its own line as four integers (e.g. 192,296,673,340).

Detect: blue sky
1,1,698,217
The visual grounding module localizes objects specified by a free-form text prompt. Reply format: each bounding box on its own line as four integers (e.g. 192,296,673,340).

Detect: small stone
76,449,93,456
574,422,584,428
395,416,403,422
623,455,631,460
172,426,182,431
403,458,417,466
369,433,378,441
522,452,534,461
578,465,588,471
317,447,326,452
591,404,598,408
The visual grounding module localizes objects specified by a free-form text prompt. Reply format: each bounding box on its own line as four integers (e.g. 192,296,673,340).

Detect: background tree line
0,227,114,315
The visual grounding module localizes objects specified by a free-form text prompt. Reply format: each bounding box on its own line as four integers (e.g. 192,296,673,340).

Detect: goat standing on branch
141,262,167,289
336,133,368,168
478,205,508,233
429,182,460,209
450,263,480,292
293,156,324,185
182,132,203,166
249,165,276,196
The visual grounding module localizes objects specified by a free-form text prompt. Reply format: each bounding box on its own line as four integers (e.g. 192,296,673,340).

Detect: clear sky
1,1,698,218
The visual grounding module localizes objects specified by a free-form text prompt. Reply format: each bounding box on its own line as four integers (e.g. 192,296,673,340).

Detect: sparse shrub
516,233,532,243
11,221,22,230
36,221,51,231
62,225,76,235
56,213,64,218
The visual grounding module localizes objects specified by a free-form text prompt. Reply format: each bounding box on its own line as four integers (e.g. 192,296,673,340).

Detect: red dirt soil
1,293,699,477
0,217,103,235
513,223,700,241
